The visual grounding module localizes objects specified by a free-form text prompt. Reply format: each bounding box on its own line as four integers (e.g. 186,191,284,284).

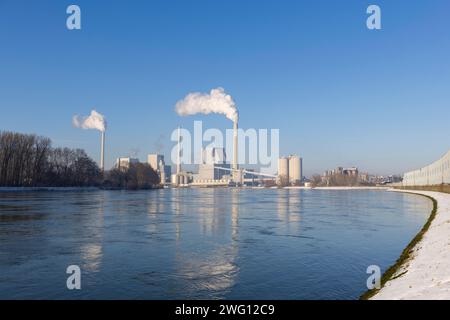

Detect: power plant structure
278,157,289,184
100,131,105,171
277,155,303,186
232,114,240,184
169,115,298,187
288,155,302,185
171,126,190,187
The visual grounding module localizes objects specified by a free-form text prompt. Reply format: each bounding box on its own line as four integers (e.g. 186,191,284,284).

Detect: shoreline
0,186,163,192
367,189,450,300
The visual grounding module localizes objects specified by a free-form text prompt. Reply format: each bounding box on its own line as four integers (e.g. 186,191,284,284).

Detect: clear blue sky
1,0,449,176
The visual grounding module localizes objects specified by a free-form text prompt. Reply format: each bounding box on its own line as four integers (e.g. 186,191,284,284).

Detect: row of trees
0,131,160,189
104,163,160,190
0,131,101,187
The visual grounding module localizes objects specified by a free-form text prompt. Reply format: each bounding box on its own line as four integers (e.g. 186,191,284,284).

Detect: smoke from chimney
73,110,107,171
175,87,238,122
175,88,240,182
73,110,107,132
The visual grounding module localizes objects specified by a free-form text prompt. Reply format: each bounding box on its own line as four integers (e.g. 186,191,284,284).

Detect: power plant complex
113,114,304,188
91,88,305,188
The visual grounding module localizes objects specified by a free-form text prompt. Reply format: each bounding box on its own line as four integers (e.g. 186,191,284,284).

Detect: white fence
403,150,450,186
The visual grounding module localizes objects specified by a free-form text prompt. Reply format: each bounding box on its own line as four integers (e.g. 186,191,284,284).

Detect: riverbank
283,186,390,191
0,186,163,192
369,189,450,300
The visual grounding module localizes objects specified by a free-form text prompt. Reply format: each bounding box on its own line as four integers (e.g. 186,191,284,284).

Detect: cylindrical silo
288,155,302,185
278,157,289,184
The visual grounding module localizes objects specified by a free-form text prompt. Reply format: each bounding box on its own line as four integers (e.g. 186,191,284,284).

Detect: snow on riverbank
372,189,450,300
283,186,390,191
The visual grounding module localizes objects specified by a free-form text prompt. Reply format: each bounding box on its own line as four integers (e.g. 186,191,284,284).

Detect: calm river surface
0,188,431,299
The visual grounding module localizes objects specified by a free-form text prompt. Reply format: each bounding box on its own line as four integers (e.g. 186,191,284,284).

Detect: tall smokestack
177,126,181,174
233,116,238,173
72,109,107,171
100,131,105,171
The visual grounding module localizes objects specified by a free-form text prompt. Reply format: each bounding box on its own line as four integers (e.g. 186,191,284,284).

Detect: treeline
0,131,160,189
0,131,101,187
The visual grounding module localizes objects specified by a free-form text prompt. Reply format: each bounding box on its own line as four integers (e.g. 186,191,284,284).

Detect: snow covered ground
372,189,450,300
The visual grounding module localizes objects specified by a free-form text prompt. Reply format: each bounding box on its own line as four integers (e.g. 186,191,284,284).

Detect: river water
0,188,431,299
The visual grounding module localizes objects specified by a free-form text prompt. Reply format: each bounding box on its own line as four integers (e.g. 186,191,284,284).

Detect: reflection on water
0,189,431,299
80,193,105,273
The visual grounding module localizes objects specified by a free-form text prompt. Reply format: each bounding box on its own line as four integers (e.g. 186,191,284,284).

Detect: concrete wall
403,150,450,186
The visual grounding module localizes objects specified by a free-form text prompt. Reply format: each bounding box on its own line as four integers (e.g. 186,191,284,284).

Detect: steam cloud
73,110,107,132
175,87,238,122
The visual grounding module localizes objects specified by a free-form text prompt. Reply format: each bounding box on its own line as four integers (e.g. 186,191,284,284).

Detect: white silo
288,155,302,185
278,157,289,184
171,174,179,186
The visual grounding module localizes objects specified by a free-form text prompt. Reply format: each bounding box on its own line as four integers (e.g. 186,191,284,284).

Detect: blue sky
0,0,449,176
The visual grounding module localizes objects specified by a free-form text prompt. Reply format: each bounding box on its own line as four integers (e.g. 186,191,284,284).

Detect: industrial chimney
100,131,105,171
177,126,181,174
232,114,239,182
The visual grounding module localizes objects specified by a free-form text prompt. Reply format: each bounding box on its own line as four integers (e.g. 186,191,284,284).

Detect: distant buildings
148,153,171,184
147,154,164,172
115,157,139,171
320,166,402,185
323,166,358,177
115,154,171,184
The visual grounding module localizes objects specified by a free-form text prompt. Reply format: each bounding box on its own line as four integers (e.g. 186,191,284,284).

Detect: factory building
194,147,231,183
115,157,139,171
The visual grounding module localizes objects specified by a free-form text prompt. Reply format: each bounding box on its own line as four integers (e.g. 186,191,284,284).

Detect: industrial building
277,155,303,186
148,154,164,172
115,157,139,171
148,153,171,184
194,147,231,181
288,155,302,185
192,147,232,186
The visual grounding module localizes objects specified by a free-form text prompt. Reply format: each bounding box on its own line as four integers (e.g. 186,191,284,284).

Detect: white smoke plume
175,87,238,122
73,110,107,132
